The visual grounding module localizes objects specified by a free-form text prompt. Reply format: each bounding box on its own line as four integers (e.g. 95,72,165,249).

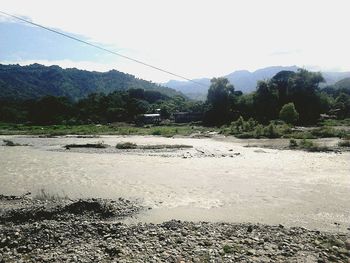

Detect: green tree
205,78,235,125
29,96,73,124
271,70,296,106
127,99,150,118
287,69,324,123
334,93,350,118
253,80,279,123
279,102,299,124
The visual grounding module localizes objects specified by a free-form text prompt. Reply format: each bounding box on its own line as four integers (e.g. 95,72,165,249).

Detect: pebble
0,196,349,263
345,239,350,250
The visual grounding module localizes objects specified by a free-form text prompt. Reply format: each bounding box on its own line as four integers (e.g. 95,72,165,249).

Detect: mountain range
1,64,349,102
164,66,350,100
0,63,182,101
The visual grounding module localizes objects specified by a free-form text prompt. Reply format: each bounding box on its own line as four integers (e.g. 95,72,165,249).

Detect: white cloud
1,0,349,81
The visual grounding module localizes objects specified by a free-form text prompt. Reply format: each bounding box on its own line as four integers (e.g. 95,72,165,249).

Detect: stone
247,249,256,255
333,239,345,247
345,239,350,250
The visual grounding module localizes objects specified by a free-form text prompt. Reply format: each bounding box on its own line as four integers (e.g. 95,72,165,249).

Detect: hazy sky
1,0,349,82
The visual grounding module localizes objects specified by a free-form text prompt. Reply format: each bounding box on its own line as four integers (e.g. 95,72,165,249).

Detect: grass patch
338,139,350,147
288,139,332,152
64,142,108,149
309,127,346,138
116,142,192,150
222,117,350,140
1,121,348,140
223,245,234,254
0,122,214,137
224,117,286,139
116,142,137,149
139,144,193,149
319,118,350,127
297,139,332,152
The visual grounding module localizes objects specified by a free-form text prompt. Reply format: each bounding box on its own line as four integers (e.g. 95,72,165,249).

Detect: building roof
143,114,160,117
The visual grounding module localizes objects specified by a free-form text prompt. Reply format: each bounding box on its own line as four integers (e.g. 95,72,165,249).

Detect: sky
1,0,349,83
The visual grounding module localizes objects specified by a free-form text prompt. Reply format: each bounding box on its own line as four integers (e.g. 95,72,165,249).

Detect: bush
300,139,314,149
263,123,279,138
289,139,298,148
254,124,263,138
279,103,299,124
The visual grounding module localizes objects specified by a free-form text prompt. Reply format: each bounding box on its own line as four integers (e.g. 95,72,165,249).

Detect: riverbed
0,135,349,232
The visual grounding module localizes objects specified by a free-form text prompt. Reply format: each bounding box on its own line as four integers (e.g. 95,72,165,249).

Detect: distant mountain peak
164,66,350,100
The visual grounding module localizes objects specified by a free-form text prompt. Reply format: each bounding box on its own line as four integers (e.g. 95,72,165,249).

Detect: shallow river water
0,135,349,232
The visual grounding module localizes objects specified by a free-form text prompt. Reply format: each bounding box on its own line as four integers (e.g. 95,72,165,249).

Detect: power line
0,10,207,87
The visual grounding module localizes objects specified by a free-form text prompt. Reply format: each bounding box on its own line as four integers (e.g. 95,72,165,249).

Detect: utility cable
0,10,207,87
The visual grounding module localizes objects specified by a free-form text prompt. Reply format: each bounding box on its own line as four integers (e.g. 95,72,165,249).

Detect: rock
328,255,339,261
345,239,350,250
247,249,256,255
105,246,122,257
333,238,345,247
1,195,349,262
17,246,27,253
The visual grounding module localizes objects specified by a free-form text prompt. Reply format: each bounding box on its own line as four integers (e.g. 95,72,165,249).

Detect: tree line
204,69,350,125
0,89,202,125
0,69,349,126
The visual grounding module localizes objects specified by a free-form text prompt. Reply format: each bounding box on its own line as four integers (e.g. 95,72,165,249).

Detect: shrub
300,139,314,148
140,144,192,149
279,103,299,124
263,123,279,138
254,124,263,138
289,139,298,148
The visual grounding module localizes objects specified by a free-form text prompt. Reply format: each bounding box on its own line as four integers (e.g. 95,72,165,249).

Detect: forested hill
0,64,182,100
333,77,350,91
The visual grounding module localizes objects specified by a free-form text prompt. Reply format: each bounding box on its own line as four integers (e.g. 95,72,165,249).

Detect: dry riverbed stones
0,195,349,262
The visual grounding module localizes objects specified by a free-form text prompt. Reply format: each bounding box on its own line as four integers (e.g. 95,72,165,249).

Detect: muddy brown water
0,135,349,232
